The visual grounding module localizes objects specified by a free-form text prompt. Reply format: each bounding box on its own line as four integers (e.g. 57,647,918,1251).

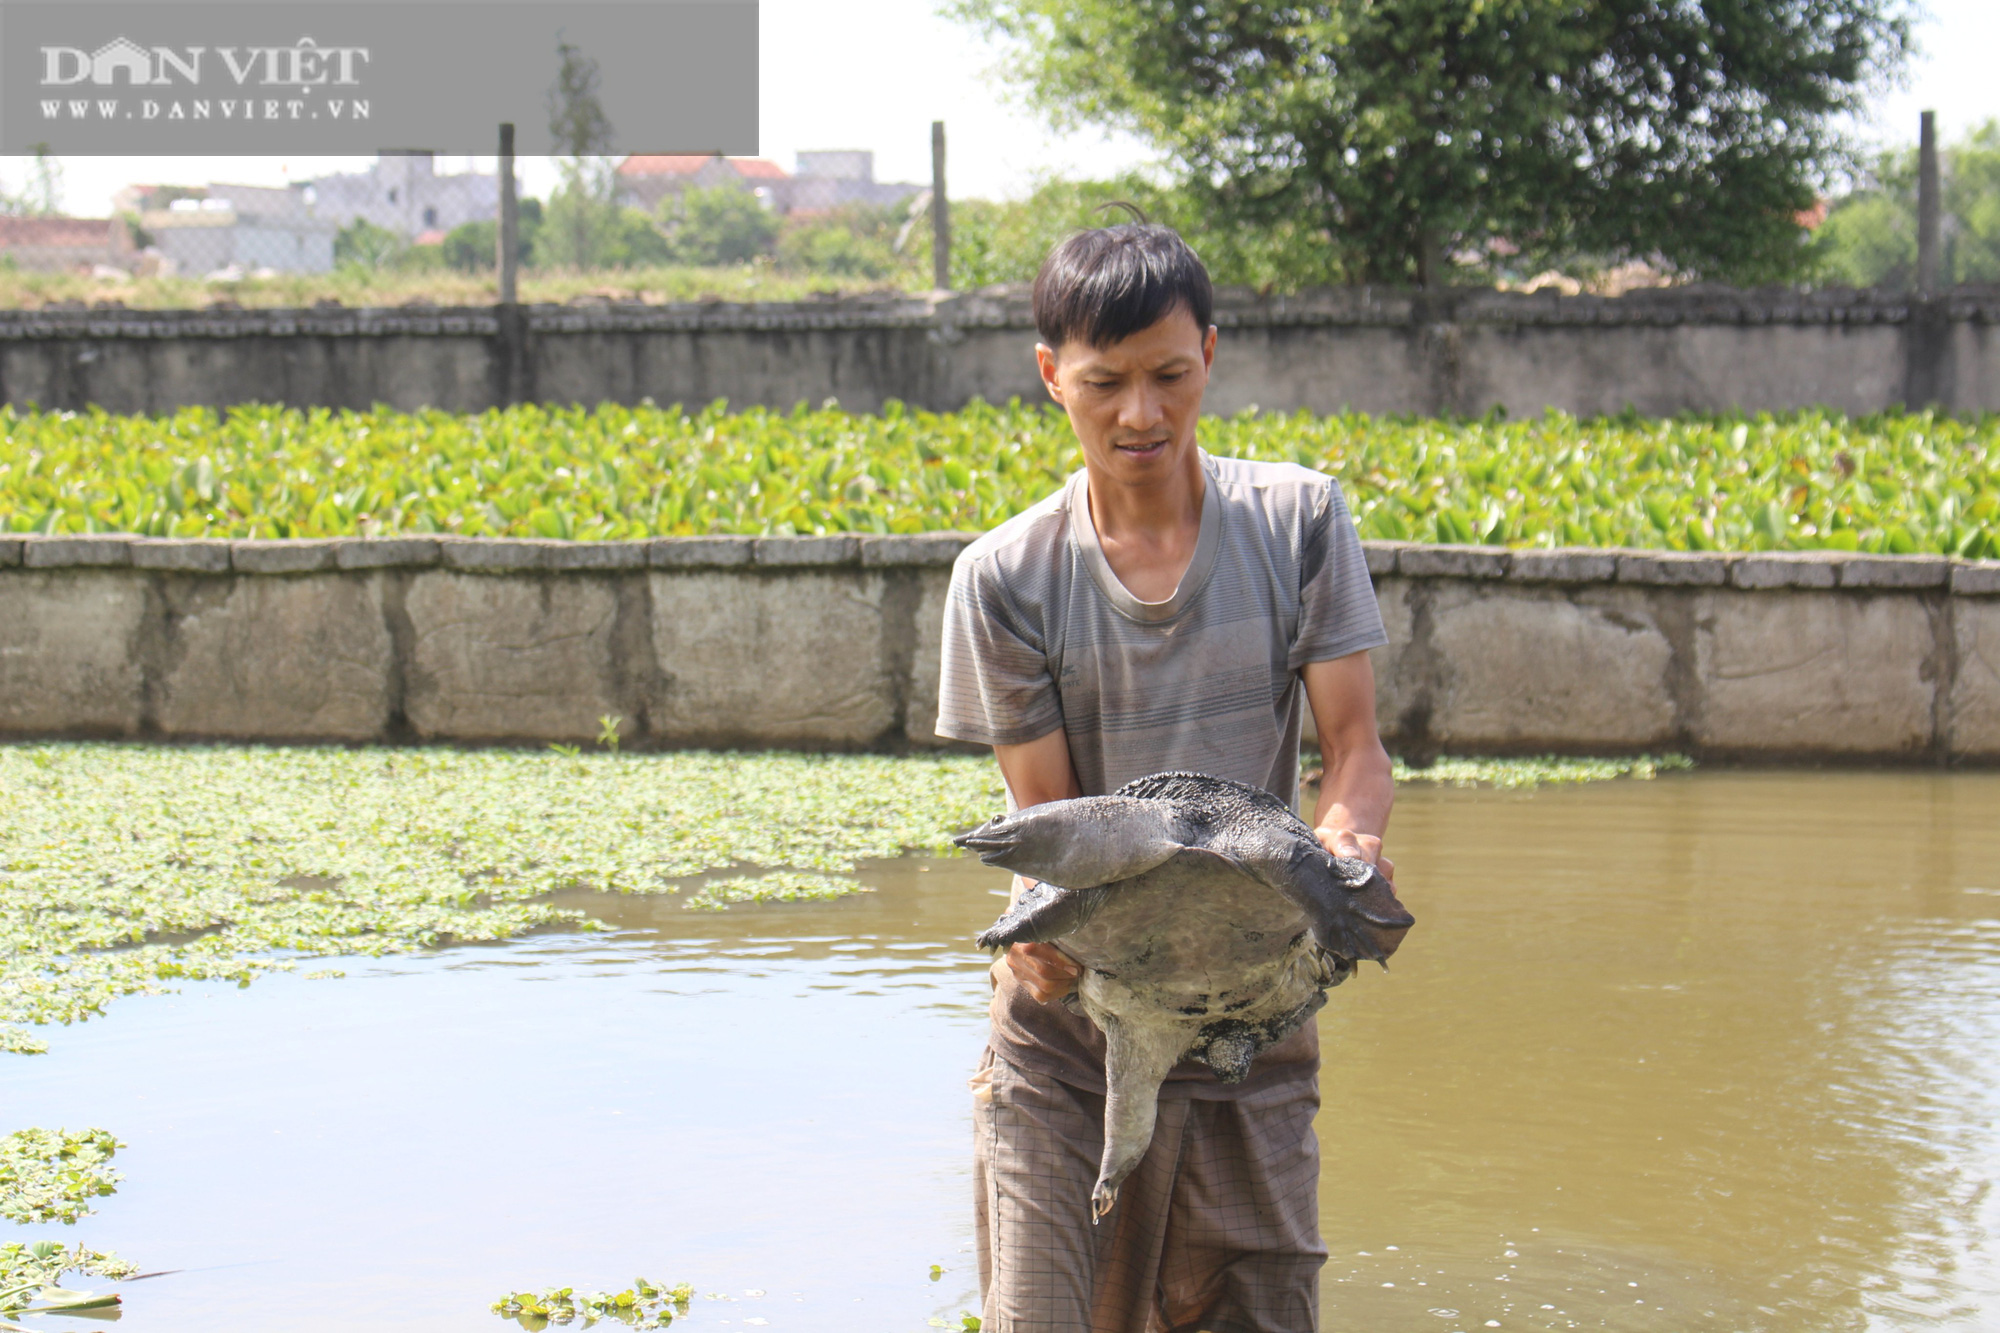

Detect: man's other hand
1007,942,1082,1003
1315,826,1395,886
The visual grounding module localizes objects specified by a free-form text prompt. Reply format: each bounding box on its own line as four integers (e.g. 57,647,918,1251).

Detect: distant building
616,150,923,217
110,152,492,275
302,152,498,238
776,151,925,216
0,215,135,272
138,191,336,276
615,154,790,213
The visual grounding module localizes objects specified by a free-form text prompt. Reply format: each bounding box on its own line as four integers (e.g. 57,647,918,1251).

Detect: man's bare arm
1303,651,1397,883
990,729,1086,1003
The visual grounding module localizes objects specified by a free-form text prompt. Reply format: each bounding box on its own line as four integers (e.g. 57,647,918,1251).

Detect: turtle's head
1316,854,1414,966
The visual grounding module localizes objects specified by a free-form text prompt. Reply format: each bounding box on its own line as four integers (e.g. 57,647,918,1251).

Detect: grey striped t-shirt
935,451,1386,807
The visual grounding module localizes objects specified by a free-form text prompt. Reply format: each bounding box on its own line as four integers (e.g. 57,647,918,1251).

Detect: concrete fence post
495,122,528,406
1917,110,1941,295
931,120,950,292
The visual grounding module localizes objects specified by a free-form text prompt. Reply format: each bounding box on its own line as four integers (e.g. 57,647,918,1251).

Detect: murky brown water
7,769,1997,1331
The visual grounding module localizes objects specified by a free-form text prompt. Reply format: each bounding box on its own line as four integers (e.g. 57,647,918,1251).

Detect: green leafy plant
596,715,624,755
2,402,1991,557
492,1278,691,1329
0,1241,133,1324
0,1129,121,1226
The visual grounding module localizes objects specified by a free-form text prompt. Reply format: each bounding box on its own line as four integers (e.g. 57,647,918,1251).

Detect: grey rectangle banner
0,0,756,154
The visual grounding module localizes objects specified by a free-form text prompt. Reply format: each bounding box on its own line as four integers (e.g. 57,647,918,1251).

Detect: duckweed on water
0,745,1004,1053
0,1130,121,1226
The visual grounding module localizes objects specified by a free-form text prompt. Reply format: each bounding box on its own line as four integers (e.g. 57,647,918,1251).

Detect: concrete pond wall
2,534,1996,764
4,284,1999,417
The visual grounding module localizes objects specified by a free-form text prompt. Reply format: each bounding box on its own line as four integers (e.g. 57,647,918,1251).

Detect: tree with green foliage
545,36,618,269
776,202,912,281
439,198,544,274
1814,120,2000,288
658,184,778,265
0,146,63,217
333,218,406,271
952,0,1913,286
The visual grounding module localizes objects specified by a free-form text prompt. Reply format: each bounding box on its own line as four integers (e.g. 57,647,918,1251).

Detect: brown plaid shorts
971,1046,1327,1333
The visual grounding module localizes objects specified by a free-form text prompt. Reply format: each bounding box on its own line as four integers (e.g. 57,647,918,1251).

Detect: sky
6,0,1996,217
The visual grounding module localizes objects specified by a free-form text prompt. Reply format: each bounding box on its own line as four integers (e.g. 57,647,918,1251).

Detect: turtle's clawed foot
1090,1181,1119,1224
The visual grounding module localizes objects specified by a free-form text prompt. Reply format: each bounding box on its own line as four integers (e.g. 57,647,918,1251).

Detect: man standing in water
935,222,1395,1332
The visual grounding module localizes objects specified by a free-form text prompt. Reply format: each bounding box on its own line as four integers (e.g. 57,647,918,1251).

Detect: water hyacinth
0,1129,122,1226
0,401,1991,556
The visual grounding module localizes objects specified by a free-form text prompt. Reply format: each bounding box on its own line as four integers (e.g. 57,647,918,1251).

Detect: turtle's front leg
1088,1006,1189,1223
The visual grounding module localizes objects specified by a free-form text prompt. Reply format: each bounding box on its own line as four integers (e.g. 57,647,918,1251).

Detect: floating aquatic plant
0,1129,121,1226
491,1279,692,1329
1389,754,1695,789
1,401,1991,556
0,745,1003,1053
1,1132,134,1325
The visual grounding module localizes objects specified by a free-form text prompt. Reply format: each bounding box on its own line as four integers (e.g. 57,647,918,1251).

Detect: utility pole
498,121,519,304
1917,109,1941,295
931,120,950,292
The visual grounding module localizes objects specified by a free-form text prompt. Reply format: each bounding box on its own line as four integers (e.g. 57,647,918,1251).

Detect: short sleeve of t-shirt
935,503,1069,747
1289,477,1386,669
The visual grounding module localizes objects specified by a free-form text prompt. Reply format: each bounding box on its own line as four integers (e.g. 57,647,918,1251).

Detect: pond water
7,769,1999,1332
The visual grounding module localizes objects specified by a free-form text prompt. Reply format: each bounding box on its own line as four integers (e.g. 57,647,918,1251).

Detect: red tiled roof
618,153,788,181
0,216,115,247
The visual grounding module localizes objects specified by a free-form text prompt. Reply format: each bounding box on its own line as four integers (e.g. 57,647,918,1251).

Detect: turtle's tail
1089,1011,1186,1225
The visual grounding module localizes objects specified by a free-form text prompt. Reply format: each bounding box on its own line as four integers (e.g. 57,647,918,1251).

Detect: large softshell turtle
954,771,1413,1220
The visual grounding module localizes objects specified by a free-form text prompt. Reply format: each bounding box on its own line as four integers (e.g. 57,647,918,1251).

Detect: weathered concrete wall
1,534,1995,764
3,285,1997,417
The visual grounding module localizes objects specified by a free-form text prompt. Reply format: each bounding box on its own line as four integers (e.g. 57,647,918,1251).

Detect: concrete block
130,539,232,573
1837,555,1950,589
1616,550,1728,586
1507,548,1618,583
1954,560,2000,596
647,537,753,568
1732,551,1839,589
0,571,146,733
334,538,440,570
231,539,337,574
543,540,648,571
1398,546,1508,579
860,532,978,567
1424,582,1676,748
1692,589,1935,756
904,567,955,745
1360,542,1408,578
155,574,393,739
0,538,21,568
1949,597,2000,759
650,568,896,745
438,539,552,573
753,535,860,567
1368,577,1423,742
22,536,132,568
404,571,626,741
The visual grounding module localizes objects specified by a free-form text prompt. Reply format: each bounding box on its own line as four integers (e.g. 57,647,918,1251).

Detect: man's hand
1315,825,1395,885
1007,941,1083,1003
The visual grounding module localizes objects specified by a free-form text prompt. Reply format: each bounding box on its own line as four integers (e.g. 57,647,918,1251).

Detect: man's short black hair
1032,222,1214,353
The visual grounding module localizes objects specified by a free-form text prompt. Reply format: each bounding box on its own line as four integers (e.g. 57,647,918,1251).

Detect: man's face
1036,307,1217,488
